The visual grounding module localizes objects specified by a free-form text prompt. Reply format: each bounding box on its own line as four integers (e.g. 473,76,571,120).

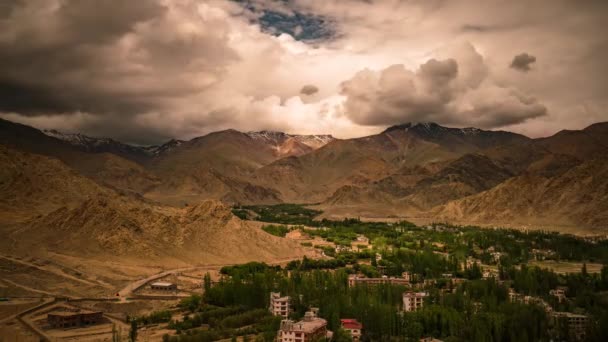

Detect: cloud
340,44,547,129
300,84,319,95
510,53,537,72
0,0,606,143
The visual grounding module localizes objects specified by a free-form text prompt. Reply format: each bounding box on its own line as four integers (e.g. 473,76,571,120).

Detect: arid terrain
1,118,607,340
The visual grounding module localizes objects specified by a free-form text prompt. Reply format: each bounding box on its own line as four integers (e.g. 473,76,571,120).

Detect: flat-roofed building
348,275,409,287
150,281,177,291
47,309,103,328
552,312,588,341
340,319,363,341
403,292,427,312
278,311,328,342
269,292,291,318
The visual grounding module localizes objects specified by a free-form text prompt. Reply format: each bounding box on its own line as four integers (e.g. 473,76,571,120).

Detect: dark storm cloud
300,84,319,95
510,53,537,72
0,0,238,118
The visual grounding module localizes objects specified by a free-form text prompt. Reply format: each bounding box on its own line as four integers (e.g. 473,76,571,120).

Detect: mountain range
1,118,607,234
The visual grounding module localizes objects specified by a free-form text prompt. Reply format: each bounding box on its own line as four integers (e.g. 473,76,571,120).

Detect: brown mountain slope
534,122,608,159
143,130,334,205
436,156,608,230
0,146,307,264
0,145,111,223
320,153,514,213
13,198,306,264
256,123,527,203
0,119,160,194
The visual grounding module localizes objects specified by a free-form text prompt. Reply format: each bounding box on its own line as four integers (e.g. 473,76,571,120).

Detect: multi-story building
269,292,291,318
340,319,362,341
551,312,588,341
277,311,329,342
403,292,427,312
348,275,409,288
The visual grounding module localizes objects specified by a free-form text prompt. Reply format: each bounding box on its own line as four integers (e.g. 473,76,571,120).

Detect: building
335,245,353,253
355,235,369,244
340,319,362,341
269,292,291,318
277,311,328,342
48,309,103,328
508,288,524,303
549,287,567,303
150,282,177,291
403,292,427,312
348,275,409,288
482,269,499,279
551,312,588,341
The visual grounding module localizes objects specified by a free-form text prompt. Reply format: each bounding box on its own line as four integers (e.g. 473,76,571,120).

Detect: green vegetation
233,204,322,225
131,310,173,326
261,224,290,237
159,204,608,341
171,263,608,341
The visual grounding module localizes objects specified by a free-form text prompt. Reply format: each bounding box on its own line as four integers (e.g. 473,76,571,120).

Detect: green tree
204,272,212,293
332,328,352,342
129,320,138,342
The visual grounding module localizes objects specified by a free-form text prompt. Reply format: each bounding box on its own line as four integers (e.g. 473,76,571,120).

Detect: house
150,282,177,291
549,287,568,303
356,235,369,244
277,311,329,342
340,319,363,341
482,269,498,279
48,309,103,328
335,245,353,253
269,292,291,318
403,292,428,312
490,252,504,263
464,257,481,269
375,253,383,262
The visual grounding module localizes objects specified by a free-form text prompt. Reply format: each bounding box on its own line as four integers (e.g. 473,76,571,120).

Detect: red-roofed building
340,319,363,341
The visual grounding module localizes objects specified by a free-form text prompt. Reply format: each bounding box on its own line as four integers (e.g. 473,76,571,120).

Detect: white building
269,292,290,318
403,292,428,312
277,311,329,342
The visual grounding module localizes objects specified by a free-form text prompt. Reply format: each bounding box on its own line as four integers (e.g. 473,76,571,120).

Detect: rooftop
48,309,101,317
150,281,175,287
281,312,327,333
403,292,428,298
340,318,363,330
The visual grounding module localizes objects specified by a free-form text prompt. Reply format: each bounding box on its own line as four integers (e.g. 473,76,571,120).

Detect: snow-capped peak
246,131,334,150
43,129,114,147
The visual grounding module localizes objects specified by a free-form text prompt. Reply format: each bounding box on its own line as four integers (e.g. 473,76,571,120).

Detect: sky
0,0,607,145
